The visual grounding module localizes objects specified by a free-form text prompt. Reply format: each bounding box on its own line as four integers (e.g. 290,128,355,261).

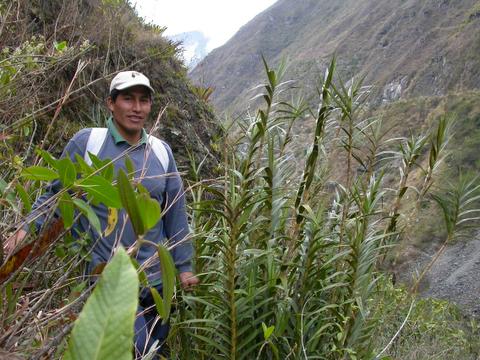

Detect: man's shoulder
71,128,94,143
148,135,173,171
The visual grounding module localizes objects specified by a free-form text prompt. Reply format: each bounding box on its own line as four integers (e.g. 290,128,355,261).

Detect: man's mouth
127,115,143,122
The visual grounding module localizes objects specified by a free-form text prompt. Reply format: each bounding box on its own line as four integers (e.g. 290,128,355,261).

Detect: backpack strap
84,128,170,172
148,135,170,172
84,128,108,166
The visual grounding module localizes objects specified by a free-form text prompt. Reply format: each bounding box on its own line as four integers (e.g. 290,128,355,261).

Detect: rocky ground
400,237,480,318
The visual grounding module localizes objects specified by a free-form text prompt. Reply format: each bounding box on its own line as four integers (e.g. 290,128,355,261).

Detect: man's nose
132,98,141,111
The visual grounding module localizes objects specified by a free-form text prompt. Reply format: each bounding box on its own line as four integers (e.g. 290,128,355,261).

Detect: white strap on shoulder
148,136,170,172
85,128,108,166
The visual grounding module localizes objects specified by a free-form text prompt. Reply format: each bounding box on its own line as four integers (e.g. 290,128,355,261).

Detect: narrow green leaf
117,169,144,236
21,166,58,181
58,157,77,187
73,198,101,234
124,156,135,179
88,152,111,171
64,247,139,360
267,342,279,360
157,244,176,324
74,153,94,176
150,287,166,319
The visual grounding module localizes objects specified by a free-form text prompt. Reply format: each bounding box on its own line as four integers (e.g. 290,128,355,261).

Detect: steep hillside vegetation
191,0,480,321
191,0,480,114
0,0,221,173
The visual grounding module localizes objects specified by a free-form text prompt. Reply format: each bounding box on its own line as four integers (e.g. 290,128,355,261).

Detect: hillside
0,0,221,174
190,0,480,114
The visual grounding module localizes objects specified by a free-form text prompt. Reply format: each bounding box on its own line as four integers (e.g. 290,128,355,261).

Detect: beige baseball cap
109,71,155,93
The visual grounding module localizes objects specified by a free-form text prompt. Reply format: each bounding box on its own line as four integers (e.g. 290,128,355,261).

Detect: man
6,71,198,357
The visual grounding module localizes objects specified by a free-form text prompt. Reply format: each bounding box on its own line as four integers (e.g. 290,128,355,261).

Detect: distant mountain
169,31,209,70
190,0,480,114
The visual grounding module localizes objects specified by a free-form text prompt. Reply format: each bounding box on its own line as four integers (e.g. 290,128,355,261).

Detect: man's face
107,85,152,143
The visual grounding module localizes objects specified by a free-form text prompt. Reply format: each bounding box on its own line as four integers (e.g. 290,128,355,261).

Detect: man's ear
106,96,114,112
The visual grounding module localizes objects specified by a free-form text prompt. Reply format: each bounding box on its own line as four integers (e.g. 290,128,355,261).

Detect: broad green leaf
88,152,111,171
36,148,59,168
64,247,138,360
58,157,77,187
73,198,101,234
54,40,67,52
157,244,176,324
58,193,75,228
117,169,144,236
78,175,121,208
102,163,115,182
261,322,274,340
136,185,161,232
21,166,58,181
55,245,67,259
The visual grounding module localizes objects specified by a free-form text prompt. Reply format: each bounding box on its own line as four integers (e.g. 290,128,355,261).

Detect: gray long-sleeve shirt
29,120,192,284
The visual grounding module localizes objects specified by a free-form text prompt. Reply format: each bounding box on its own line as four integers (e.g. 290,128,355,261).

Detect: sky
134,0,277,52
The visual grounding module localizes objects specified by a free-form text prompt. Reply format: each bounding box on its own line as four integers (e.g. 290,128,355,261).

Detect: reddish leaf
0,132,11,141
0,219,64,283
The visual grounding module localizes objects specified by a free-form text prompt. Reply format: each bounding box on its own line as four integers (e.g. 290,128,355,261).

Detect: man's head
107,71,154,143
109,71,154,97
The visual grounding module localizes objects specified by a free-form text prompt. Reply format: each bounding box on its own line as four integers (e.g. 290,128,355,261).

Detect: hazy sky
134,0,277,51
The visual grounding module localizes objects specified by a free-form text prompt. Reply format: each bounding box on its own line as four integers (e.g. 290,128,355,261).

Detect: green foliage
373,281,479,359
150,244,176,323
0,0,219,357
64,247,139,360
171,58,480,360
1,5,478,354
116,169,162,237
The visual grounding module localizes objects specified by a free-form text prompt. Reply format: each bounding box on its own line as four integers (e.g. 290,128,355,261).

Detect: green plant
168,57,480,360
64,247,139,360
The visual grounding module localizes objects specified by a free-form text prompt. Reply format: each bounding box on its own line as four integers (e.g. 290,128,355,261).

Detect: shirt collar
107,117,148,145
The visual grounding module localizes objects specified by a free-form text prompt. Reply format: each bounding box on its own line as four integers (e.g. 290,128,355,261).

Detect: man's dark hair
109,89,121,102
109,87,153,102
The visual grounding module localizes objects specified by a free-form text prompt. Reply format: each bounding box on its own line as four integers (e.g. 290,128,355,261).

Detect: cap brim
114,83,155,93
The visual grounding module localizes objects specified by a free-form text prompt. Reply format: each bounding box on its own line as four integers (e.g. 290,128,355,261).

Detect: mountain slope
190,0,480,114
1,0,221,174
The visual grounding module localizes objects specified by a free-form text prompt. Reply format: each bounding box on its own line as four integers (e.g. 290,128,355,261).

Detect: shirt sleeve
23,129,91,232
162,143,193,273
